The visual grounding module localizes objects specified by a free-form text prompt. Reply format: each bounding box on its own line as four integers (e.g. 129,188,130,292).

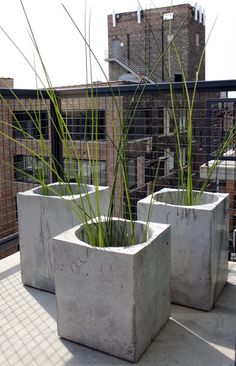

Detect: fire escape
105,56,155,84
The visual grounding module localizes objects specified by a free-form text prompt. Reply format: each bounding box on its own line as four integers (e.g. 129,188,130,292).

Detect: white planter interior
138,188,229,311
53,217,171,362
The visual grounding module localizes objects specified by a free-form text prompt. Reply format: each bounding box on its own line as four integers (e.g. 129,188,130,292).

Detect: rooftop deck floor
0,253,235,366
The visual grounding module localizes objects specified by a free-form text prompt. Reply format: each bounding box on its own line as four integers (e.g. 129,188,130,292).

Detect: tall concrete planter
53,217,171,362
17,182,110,293
138,188,229,311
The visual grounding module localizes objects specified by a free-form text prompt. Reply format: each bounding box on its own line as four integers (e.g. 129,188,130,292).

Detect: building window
158,159,165,177
14,155,49,183
157,107,164,135
111,39,121,58
167,108,175,134
166,108,187,134
127,159,136,188
166,149,175,173
158,151,167,177
145,165,152,184
64,158,106,186
63,110,106,140
181,147,186,166
196,33,199,47
179,109,187,131
127,108,152,139
13,111,48,139
64,158,78,181
163,12,174,21
174,74,182,82
145,151,165,183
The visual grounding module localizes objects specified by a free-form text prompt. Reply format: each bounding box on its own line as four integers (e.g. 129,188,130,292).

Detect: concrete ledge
200,160,236,181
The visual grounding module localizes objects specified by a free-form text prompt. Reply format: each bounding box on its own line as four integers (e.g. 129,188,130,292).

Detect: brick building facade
107,4,205,83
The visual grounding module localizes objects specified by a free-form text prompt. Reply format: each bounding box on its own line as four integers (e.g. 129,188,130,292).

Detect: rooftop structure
106,3,205,83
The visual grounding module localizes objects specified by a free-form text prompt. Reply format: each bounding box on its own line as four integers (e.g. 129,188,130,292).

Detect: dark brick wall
0,241,19,260
107,4,205,82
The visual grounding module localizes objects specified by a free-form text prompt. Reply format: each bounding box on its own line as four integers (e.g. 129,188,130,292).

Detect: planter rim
17,182,109,200
53,216,170,254
139,188,229,210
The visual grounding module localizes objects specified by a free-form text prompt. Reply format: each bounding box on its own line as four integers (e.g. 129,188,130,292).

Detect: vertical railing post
50,94,64,182
205,100,211,166
161,16,164,82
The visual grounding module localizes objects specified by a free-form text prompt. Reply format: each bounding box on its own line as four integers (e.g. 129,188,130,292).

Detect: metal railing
1,79,236,259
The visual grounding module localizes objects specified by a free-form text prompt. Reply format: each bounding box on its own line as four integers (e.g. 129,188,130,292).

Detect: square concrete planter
53,217,171,362
138,188,229,311
17,182,110,293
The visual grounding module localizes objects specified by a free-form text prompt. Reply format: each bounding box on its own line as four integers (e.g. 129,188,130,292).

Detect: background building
106,4,205,83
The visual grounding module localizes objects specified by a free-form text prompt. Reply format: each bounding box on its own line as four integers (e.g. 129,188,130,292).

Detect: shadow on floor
24,283,57,320
0,263,21,281
61,318,234,366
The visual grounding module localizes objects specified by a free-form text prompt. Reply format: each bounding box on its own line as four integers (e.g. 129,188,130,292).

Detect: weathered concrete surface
200,150,236,181
138,189,229,311
53,218,171,362
0,253,235,366
200,160,236,181
17,183,110,293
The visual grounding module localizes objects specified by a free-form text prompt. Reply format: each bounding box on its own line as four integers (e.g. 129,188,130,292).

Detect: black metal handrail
1,79,236,99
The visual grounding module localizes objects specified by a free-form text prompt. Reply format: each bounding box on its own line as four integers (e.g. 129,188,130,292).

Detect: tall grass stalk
160,10,236,205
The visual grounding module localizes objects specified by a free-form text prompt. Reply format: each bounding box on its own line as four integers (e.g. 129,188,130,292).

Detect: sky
0,0,235,89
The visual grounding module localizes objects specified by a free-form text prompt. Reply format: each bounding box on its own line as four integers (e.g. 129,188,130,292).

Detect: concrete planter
17,182,110,293
53,217,171,362
138,188,229,311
